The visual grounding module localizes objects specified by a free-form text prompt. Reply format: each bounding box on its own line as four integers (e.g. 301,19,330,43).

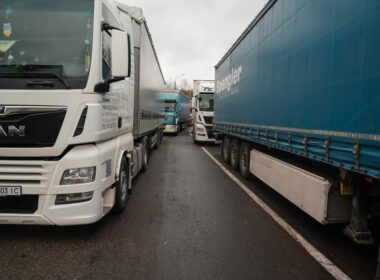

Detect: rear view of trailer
215,0,380,179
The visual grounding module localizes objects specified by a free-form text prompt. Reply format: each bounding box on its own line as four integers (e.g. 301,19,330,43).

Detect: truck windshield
160,100,177,113
199,93,214,112
0,0,94,89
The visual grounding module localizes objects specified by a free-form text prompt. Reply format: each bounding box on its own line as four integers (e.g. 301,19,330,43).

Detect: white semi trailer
192,80,215,143
0,0,165,225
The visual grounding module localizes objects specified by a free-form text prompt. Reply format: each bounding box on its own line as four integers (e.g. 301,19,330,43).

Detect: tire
154,129,162,149
141,138,149,172
222,136,231,164
239,142,251,179
230,138,240,170
112,156,129,214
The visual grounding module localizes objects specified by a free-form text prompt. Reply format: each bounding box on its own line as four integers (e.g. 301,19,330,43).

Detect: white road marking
202,147,351,280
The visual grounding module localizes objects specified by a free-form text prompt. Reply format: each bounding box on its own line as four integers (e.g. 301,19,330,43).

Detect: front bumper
164,125,177,133
194,123,216,143
0,145,109,226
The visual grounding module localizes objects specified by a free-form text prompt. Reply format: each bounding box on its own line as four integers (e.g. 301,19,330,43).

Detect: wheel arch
115,149,132,190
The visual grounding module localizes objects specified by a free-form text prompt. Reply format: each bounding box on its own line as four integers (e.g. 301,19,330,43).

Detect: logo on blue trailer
216,66,243,98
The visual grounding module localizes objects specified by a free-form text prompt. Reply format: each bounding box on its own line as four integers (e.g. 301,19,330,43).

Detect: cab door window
102,5,119,81
102,32,111,80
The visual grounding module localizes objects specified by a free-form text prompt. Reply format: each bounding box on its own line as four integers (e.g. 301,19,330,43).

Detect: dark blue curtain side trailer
214,0,380,248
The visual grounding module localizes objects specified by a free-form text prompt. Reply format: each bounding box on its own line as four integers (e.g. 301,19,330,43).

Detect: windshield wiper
0,72,71,89
27,80,55,88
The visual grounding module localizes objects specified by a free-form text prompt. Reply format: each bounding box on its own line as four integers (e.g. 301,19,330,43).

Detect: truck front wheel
230,138,240,170
112,156,129,214
154,129,163,149
222,136,231,164
239,142,251,179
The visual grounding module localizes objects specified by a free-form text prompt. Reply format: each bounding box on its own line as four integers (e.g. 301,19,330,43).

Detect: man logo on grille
0,125,26,137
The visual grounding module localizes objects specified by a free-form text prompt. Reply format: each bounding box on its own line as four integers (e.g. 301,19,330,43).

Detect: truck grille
0,195,39,214
0,164,49,186
0,162,53,189
0,106,66,148
206,128,214,139
204,116,213,125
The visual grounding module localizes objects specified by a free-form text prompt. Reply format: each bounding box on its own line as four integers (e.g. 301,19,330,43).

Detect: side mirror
111,30,130,78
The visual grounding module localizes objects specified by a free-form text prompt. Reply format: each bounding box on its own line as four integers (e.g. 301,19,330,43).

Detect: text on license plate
0,186,22,197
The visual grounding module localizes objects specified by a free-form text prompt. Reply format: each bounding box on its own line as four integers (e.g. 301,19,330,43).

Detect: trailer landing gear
343,176,374,245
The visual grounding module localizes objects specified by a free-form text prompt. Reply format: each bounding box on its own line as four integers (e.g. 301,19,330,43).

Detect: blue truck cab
158,91,191,134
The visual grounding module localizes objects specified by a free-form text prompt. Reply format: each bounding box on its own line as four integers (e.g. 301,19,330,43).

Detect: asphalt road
0,130,377,280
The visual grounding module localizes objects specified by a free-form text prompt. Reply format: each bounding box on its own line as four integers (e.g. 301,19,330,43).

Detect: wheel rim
231,143,236,163
223,141,228,158
241,148,248,173
120,170,127,202
144,146,148,165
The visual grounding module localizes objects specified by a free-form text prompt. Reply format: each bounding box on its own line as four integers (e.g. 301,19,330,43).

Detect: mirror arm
94,77,125,93
102,22,122,32
107,77,125,84
101,23,122,36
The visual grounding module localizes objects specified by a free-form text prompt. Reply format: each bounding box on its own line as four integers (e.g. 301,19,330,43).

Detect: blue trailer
215,0,380,245
158,91,191,134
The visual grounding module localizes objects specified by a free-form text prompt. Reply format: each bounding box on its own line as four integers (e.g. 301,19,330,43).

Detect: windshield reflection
0,0,94,79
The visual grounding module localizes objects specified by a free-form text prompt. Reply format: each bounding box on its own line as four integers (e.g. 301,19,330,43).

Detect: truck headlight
60,167,96,185
196,126,206,133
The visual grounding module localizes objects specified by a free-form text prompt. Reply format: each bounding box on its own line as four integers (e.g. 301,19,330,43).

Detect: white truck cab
192,80,215,143
0,0,165,225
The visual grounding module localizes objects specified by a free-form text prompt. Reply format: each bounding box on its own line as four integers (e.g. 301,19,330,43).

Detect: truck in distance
0,0,165,225
158,91,191,135
214,0,380,245
192,80,216,143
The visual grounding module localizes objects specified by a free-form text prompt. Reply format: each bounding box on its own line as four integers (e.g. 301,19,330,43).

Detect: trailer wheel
222,136,231,164
230,138,240,170
239,142,251,179
112,156,129,214
141,138,149,172
154,129,163,149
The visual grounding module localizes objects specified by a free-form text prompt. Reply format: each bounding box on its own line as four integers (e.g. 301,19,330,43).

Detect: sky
120,0,268,89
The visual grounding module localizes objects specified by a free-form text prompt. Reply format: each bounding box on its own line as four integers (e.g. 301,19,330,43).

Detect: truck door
101,4,124,135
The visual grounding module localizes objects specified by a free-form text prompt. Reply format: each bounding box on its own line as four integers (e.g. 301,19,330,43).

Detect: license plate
0,186,22,197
